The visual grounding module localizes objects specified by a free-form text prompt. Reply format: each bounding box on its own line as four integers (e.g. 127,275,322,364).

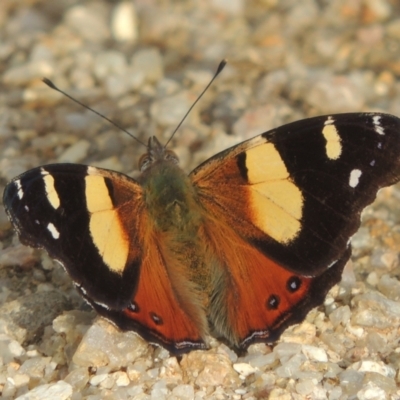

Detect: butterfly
3,112,400,354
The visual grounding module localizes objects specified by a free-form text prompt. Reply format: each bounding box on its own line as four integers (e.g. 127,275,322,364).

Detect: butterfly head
138,137,179,172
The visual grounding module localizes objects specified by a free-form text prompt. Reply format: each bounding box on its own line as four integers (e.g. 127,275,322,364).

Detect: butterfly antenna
42,78,147,147
164,59,227,148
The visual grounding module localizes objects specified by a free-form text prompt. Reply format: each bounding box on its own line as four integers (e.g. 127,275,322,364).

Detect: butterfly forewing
191,113,400,276
3,164,145,309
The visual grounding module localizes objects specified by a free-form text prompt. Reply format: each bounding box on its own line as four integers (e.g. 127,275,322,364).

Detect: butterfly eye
138,154,152,172
164,150,179,164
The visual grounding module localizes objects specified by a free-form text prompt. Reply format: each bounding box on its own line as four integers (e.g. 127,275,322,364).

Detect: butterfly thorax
140,160,203,233
139,137,203,233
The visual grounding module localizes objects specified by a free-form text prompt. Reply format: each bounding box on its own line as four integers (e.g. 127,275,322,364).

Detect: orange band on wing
205,219,312,346
123,237,206,349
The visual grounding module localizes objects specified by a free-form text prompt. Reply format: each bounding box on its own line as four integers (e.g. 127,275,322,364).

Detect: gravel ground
1,1,400,399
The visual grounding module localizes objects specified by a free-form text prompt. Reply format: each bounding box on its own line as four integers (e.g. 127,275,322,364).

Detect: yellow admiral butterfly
3,85,400,354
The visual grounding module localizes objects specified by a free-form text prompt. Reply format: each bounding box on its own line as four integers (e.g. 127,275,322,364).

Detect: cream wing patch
41,168,60,210
322,117,342,160
85,170,129,274
245,142,303,244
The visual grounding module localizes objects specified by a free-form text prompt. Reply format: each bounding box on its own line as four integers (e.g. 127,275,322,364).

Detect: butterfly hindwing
192,113,400,276
88,233,208,353
201,216,350,349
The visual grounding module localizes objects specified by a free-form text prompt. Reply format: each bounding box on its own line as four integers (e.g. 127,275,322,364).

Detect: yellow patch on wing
322,118,342,160
85,173,129,274
41,169,60,210
245,142,303,244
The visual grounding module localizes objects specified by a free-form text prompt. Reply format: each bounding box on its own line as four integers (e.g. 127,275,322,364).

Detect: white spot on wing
349,169,362,188
47,222,60,239
327,259,338,269
373,115,385,135
324,116,335,125
93,300,111,310
75,283,87,295
15,179,24,200
87,166,100,175
24,205,29,212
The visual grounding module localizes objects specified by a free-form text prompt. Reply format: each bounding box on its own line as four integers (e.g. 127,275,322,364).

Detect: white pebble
111,2,138,42
15,381,73,400
233,362,257,377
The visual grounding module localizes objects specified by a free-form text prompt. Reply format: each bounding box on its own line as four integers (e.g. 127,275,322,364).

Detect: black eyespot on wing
266,294,280,310
287,276,302,293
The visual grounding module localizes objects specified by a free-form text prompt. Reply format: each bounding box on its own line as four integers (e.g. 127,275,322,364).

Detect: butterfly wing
3,164,207,353
192,113,400,275
4,164,144,308
191,113,400,349
201,216,349,349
